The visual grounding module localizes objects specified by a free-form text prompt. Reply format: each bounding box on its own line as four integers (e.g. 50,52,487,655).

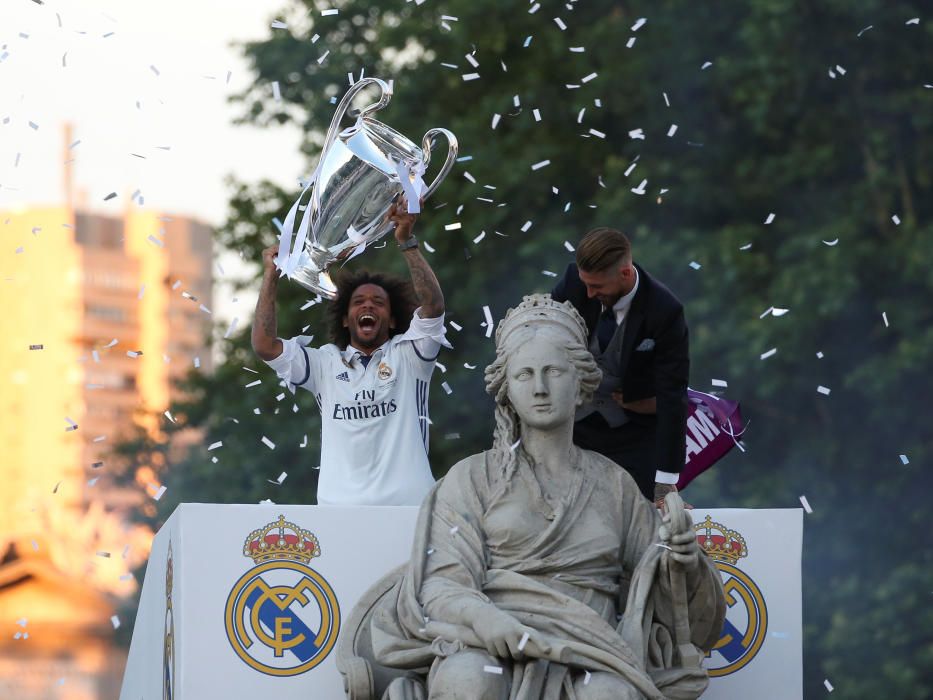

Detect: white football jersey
265,310,448,506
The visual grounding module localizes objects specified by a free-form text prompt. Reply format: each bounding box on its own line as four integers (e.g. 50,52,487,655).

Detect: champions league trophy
275,77,458,299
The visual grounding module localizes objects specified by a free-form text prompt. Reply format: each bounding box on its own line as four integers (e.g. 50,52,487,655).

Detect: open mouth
358,313,377,331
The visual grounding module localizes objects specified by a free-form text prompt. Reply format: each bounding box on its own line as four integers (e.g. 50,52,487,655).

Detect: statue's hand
472,608,549,660
660,509,700,571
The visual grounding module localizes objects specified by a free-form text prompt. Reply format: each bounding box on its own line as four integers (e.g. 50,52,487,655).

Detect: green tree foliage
116,1,932,696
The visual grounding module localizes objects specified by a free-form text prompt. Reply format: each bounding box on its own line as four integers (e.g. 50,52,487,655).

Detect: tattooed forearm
403,247,445,318
251,273,283,360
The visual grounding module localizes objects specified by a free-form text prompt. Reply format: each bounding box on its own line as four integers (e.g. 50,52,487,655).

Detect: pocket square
635,338,655,351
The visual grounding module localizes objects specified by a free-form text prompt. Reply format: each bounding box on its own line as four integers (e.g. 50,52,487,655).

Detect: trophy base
291,268,338,300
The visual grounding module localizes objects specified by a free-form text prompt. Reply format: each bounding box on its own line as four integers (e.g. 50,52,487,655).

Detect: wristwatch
398,236,419,251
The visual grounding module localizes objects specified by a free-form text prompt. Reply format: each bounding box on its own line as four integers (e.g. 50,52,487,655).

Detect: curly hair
484,323,602,481
327,269,416,349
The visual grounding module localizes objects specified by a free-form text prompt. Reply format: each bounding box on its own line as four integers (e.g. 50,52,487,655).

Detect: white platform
120,504,801,699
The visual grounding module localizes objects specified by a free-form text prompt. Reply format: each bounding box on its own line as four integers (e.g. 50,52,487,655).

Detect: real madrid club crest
224,515,341,677
695,515,768,677
377,361,392,380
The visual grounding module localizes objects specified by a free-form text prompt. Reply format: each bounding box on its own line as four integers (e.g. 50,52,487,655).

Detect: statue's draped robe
369,449,725,699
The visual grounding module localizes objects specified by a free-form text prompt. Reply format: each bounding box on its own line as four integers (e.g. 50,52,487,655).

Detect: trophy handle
322,78,392,157
419,128,459,200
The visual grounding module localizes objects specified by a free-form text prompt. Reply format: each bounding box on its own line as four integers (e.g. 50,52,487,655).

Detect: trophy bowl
277,78,458,299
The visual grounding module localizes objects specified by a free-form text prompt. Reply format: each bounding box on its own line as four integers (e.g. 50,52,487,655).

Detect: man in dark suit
552,227,689,504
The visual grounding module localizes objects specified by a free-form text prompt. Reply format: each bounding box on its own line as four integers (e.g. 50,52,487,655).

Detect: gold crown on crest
243,515,321,564
694,515,748,564
497,294,589,347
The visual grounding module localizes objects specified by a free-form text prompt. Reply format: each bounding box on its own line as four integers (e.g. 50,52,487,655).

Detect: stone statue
336,295,726,700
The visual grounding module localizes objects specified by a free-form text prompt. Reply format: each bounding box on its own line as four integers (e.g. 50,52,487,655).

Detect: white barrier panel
120,504,801,699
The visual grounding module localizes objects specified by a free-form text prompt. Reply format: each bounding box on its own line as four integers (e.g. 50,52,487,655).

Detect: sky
0,0,309,319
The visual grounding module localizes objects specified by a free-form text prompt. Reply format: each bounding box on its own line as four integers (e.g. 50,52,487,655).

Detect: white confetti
799,495,813,514
224,317,240,339
822,238,839,246
667,124,678,137
111,615,121,629
581,72,597,83
588,128,606,138
462,72,481,81
631,179,648,195
553,17,567,30
441,381,452,395
261,436,276,450
584,671,592,685
823,678,834,691
711,379,728,388
882,311,889,327
531,159,551,171
628,128,645,140
518,632,530,651
321,8,339,16
701,61,713,70
816,351,824,359
891,214,901,225
153,486,167,501
444,222,462,231
272,81,281,101
208,441,223,451
764,213,775,224
268,471,287,485
533,108,542,121
899,454,909,465
542,270,557,277
245,379,261,388
905,18,919,25
760,348,777,360
817,385,831,395
480,305,496,338
483,665,503,675
688,260,701,270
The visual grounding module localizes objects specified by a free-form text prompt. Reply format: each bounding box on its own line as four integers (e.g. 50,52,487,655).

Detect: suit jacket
552,262,689,474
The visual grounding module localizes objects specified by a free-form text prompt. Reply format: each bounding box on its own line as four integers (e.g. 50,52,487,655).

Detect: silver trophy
276,77,458,299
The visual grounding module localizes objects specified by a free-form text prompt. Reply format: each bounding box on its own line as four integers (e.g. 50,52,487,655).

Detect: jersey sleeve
392,308,451,379
263,336,322,393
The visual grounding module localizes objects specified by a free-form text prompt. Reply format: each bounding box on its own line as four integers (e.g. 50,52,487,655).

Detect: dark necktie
596,308,617,353
358,355,372,369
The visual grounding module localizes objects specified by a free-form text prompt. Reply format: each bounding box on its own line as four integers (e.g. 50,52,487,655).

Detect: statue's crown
243,515,321,564
496,294,588,347
694,515,747,564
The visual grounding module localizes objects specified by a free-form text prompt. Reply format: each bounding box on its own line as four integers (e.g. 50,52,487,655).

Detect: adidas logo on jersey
336,371,350,382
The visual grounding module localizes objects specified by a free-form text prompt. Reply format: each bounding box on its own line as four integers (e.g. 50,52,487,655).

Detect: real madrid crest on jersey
377,361,392,380
695,515,768,677
224,515,340,677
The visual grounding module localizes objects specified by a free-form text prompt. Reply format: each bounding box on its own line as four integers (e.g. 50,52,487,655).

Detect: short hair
327,269,416,348
575,227,632,272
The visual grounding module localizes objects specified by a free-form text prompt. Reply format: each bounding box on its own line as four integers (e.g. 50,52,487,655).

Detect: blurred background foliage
113,1,933,696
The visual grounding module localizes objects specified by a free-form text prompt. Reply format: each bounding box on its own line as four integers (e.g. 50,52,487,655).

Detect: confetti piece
581,72,597,83
473,231,485,244
111,615,120,629
584,671,592,685
667,124,678,137
905,18,919,25
441,381,452,395
482,305,494,338
321,8,338,16
65,417,78,431
688,261,701,270
531,159,551,171
772,308,789,316
626,37,636,48
822,238,839,246
891,214,901,225
444,222,462,231
817,385,831,395
800,495,813,514
272,81,281,101
857,25,873,36
224,317,240,339
712,379,728,388
701,61,713,70
462,73,480,81
510,438,522,452
588,128,606,138
208,441,223,451
824,679,834,691
764,213,775,224
628,128,645,140
899,454,909,465
760,348,777,360
542,270,558,277
483,665,503,675
521,220,533,232
816,351,824,359
317,51,330,64
164,410,176,423
882,312,889,327
449,321,462,331
153,486,167,501
632,179,648,195
553,17,567,30
261,436,276,450
271,19,288,29
533,108,542,121
268,471,287,485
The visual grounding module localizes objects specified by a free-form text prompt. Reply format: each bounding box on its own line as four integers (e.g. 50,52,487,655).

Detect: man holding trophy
251,198,449,506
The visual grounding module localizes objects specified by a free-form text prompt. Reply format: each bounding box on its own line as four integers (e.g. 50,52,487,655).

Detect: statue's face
506,331,579,431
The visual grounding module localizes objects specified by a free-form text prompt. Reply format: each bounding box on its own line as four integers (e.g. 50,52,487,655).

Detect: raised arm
389,199,445,318
251,245,284,361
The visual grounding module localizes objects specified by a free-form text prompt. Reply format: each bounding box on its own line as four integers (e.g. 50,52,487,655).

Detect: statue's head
484,295,601,473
